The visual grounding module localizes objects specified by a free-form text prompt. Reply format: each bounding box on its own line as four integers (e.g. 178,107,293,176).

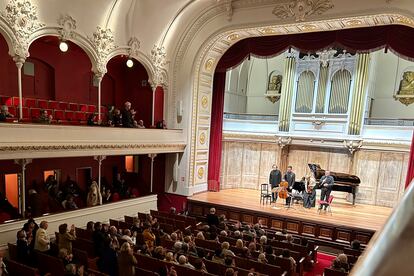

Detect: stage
188,189,393,232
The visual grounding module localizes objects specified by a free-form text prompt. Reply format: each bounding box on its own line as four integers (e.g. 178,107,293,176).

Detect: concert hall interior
0,0,413,276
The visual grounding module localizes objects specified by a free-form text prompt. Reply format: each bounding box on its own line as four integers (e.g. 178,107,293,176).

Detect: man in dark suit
121,101,134,128
284,166,296,206
319,170,334,210
269,164,282,203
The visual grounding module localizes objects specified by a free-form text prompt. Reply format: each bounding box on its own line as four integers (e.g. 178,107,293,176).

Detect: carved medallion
227,33,240,41
272,0,334,22
199,132,206,145
58,14,77,40
197,167,204,179
201,96,208,109
204,58,215,72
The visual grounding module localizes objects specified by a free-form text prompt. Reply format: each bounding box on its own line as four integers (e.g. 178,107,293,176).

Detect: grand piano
308,163,360,205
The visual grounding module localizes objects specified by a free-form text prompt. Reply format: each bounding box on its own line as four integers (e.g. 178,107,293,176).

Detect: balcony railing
223,112,278,121
364,118,414,126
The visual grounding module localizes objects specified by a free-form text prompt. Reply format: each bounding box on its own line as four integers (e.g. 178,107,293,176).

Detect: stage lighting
126,58,134,68
59,41,69,52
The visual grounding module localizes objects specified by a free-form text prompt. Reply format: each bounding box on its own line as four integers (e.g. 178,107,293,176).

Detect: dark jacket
121,109,134,128
319,175,334,190
269,169,282,187
284,171,296,189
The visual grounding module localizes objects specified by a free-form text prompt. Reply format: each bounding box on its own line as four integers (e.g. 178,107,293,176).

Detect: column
14,57,25,120
148,153,157,193
14,158,32,217
151,85,156,126
278,56,297,132
95,74,103,122
348,53,370,135
315,64,329,113
94,155,106,194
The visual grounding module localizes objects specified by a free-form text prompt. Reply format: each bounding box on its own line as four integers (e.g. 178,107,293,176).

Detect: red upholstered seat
12,96,20,106
100,106,107,113
37,99,48,109
30,108,41,119
54,110,65,120
75,111,87,121
58,102,68,110
25,98,36,108
48,100,59,109
7,106,16,116
1,96,13,106
88,105,96,112
17,107,29,118
79,104,88,112
69,103,78,111
65,110,74,121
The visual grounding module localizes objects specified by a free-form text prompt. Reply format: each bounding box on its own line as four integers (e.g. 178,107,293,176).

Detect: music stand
271,187,283,210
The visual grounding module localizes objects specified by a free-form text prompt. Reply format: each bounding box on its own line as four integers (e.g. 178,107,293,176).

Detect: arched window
295,71,316,113
328,70,352,114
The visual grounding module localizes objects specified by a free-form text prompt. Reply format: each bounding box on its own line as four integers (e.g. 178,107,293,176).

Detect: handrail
351,179,414,275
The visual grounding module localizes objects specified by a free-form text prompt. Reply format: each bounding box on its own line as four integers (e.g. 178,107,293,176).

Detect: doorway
76,167,92,192
4,173,20,208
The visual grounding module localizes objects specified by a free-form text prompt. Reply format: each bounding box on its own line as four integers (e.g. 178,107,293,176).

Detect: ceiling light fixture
126,58,134,68
59,41,69,52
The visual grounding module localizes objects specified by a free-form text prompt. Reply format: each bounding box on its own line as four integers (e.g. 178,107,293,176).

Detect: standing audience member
281,249,296,272
143,222,156,250
34,221,50,253
206,208,219,227
87,181,102,206
0,253,8,276
16,230,32,266
337,253,350,272
121,101,134,128
58,223,77,254
118,242,137,276
112,109,122,127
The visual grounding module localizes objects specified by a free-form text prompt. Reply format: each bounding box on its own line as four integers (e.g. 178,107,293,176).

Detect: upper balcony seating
0,95,108,125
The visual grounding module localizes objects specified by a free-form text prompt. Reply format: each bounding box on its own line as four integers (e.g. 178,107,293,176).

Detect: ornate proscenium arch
187,13,414,191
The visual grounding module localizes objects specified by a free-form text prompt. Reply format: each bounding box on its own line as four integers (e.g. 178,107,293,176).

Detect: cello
278,181,289,199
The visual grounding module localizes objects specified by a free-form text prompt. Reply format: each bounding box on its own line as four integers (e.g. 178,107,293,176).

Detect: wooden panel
229,211,240,221
257,216,268,226
259,143,279,185
242,214,254,224
376,152,404,207
328,150,351,173
319,227,334,239
286,221,299,233
192,205,203,216
287,148,310,179
355,232,371,244
336,230,351,243
224,142,244,189
302,224,316,236
271,219,284,230
353,151,381,205
308,150,330,172
242,143,261,189
216,209,227,217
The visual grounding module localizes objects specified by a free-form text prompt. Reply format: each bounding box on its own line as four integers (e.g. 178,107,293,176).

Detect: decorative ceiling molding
150,45,168,87
88,26,117,77
272,0,334,22
127,36,140,57
1,0,44,61
217,0,234,21
57,14,77,40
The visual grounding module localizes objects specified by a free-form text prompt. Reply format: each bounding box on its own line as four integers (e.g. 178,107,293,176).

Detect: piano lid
308,163,361,185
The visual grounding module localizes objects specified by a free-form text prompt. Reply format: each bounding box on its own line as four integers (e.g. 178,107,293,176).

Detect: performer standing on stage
269,164,281,203
284,166,296,206
319,170,334,210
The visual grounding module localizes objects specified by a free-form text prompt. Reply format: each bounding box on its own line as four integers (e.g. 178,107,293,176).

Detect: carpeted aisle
304,252,336,276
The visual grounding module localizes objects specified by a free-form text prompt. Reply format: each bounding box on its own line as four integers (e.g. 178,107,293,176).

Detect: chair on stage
318,195,334,215
260,183,272,205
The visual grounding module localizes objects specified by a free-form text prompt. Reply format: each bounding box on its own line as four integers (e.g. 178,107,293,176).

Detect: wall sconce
59,40,69,52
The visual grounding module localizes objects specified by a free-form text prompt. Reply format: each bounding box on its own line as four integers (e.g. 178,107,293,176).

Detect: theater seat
54,110,65,121
37,99,48,109
12,96,20,106
7,106,16,116
65,110,74,121
30,108,41,119
25,98,36,108
48,100,59,109
79,104,88,112
88,105,96,113
59,102,68,110
100,106,107,113
17,107,29,118
69,103,78,111
75,111,87,121
1,96,13,106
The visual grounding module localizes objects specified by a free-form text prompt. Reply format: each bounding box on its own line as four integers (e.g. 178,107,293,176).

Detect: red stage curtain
406,133,414,189
154,86,164,125
207,72,226,191
216,25,414,72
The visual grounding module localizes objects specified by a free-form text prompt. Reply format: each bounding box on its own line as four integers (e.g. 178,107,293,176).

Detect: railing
350,180,414,275
223,112,278,121
364,118,414,126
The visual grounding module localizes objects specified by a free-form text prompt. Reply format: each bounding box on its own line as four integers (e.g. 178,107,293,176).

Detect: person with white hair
221,241,235,257
86,181,102,207
164,252,178,264
260,235,267,246
121,101,134,128
258,253,268,264
178,255,195,269
206,207,219,226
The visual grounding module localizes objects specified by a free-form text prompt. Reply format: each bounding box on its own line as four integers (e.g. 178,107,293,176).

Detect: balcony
0,123,186,159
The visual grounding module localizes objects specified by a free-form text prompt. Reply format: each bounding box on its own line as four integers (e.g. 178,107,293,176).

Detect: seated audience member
16,230,32,266
121,101,134,128
212,248,224,264
222,241,235,257
93,222,107,257
206,207,220,227
130,217,142,234
337,253,350,272
284,233,294,244
87,181,102,207
64,195,78,210
58,248,74,266
351,239,361,251
86,221,95,232
38,109,53,124
281,249,296,272
156,119,167,129
58,223,77,254
0,254,8,276
178,255,195,269
103,188,112,203
331,258,346,272
122,229,136,245
164,252,178,264
118,242,138,276
62,176,81,198
22,218,38,249
225,268,236,276
107,105,115,126
34,220,50,253
152,246,165,260
0,105,13,121
193,258,208,273
142,222,156,250
136,119,145,128
265,245,276,265
224,256,235,267
87,113,97,126
65,263,84,276
98,238,118,275
258,253,268,264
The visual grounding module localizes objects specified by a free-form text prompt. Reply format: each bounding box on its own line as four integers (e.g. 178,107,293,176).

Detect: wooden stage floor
189,189,393,232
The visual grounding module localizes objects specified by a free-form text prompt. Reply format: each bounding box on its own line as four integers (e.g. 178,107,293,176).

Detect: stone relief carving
343,140,362,154
150,45,168,87
57,14,77,40
89,26,116,77
2,0,45,60
217,0,233,21
272,0,334,22
394,71,414,106
127,37,140,57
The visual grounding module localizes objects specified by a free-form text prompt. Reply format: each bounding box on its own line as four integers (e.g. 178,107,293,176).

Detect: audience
34,220,50,253
206,207,220,227
121,101,134,128
58,223,77,253
38,109,53,124
117,242,137,276
16,229,32,266
0,105,13,121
